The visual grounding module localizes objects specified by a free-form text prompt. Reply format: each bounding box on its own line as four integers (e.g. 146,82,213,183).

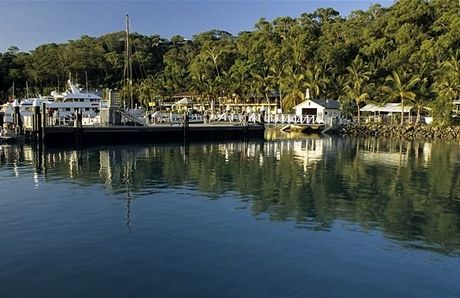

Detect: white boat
48,79,102,117
1,79,103,124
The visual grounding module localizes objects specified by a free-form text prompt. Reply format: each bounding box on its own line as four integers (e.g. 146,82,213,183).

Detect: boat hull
281,124,325,134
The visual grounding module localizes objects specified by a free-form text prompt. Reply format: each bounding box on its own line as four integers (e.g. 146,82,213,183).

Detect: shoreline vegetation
0,0,459,127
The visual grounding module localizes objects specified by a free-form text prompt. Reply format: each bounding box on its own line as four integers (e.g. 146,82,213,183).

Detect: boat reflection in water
1,134,459,257
1,132,460,297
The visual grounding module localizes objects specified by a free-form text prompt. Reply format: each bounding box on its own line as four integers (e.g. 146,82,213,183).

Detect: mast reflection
1,135,459,255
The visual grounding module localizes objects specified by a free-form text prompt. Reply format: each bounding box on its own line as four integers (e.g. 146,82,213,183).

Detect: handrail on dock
202,112,324,126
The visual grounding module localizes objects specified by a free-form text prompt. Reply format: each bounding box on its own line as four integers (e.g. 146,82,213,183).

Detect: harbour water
1,133,459,297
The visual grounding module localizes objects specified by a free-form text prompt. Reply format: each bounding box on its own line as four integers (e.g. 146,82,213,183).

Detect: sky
0,0,393,53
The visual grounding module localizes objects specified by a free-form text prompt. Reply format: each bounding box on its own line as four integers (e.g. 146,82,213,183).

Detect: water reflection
1,134,460,256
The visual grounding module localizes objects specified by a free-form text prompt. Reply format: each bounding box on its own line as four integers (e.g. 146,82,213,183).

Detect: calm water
1,132,460,297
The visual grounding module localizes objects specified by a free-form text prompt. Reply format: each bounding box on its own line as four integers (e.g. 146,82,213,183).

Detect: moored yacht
1,79,103,124
47,79,103,118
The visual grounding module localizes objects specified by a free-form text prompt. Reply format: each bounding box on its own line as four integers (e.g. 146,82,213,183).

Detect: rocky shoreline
338,123,460,142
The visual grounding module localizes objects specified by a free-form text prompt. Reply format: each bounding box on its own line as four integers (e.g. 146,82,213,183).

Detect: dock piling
12,99,23,134
243,113,249,135
41,103,47,143
183,112,189,139
74,110,83,144
32,100,42,143
0,111,4,130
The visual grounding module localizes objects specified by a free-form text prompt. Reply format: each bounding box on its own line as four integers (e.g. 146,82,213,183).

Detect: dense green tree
431,50,460,125
229,59,252,104
1,0,460,123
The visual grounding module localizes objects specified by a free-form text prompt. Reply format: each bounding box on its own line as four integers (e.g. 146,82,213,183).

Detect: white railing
144,112,335,126
146,112,204,125
209,113,322,125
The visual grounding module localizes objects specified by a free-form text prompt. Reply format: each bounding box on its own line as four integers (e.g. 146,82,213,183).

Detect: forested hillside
0,0,459,123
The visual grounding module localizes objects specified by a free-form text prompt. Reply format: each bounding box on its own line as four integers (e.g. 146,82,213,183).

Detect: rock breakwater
339,123,460,142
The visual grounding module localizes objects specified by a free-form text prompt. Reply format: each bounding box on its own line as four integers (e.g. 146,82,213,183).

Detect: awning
360,103,413,113
173,97,193,106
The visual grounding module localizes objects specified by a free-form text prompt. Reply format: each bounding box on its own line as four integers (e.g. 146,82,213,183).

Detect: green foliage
382,71,420,125
1,0,460,124
342,56,373,123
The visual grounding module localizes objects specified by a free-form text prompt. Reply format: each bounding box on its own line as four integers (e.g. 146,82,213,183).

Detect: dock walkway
24,122,265,145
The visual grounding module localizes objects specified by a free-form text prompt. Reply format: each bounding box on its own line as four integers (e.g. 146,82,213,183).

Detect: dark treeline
0,0,459,123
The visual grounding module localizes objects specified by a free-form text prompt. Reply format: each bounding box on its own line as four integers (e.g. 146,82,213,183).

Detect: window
301,108,317,115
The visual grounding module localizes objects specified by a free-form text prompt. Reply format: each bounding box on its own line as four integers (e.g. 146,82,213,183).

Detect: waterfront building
293,99,341,123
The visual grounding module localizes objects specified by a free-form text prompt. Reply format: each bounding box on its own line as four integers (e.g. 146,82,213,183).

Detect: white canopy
174,97,193,106
360,103,413,113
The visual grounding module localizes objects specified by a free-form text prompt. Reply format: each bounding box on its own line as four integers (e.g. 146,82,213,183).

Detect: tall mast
124,14,133,109
85,71,88,93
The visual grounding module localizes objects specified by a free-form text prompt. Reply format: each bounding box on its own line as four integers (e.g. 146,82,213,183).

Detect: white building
293,99,341,123
360,103,417,123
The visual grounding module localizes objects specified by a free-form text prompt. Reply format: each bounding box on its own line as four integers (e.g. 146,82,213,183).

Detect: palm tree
281,66,306,111
136,78,155,108
413,62,434,123
269,59,287,111
382,70,420,126
431,50,460,125
229,60,252,104
439,50,460,101
434,75,458,126
437,74,459,101
443,50,460,81
252,64,274,104
343,57,372,123
216,70,233,104
189,72,203,97
304,64,330,99
414,78,433,123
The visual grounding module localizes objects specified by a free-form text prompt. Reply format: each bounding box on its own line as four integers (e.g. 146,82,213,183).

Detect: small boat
281,123,325,134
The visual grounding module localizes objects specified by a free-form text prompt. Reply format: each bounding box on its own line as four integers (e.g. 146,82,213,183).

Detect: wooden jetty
0,102,265,146
23,123,265,145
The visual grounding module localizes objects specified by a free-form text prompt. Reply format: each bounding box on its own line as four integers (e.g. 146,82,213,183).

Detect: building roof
313,99,340,109
172,91,194,98
360,103,413,113
294,99,340,109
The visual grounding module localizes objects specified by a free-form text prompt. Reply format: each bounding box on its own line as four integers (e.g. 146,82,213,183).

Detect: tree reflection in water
1,134,459,256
